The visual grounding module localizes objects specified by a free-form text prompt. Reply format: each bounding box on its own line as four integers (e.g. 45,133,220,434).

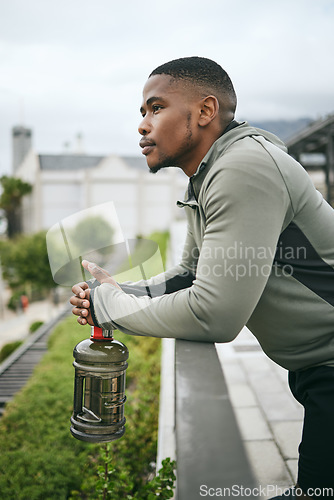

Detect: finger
70,296,90,308
72,306,88,317
77,316,87,326
82,260,110,283
72,281,89,298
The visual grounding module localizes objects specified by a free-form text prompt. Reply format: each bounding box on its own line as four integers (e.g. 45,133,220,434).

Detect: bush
149,230,169,267
0,318,90,499
7,290,26,311
73,450,176,500
29,321,44,333
0,231,56,298
0,340,23,363
0,317,165,499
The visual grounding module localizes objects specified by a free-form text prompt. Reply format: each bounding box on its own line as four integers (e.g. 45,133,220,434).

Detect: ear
198,96,219,127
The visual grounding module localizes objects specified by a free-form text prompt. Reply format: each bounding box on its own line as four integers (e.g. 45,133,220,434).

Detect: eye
152,104,163,113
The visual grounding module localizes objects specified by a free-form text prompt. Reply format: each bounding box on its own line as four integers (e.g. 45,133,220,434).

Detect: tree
0,176,32,238
0,231,56,296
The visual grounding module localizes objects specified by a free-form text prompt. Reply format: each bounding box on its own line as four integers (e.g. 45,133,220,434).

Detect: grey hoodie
90,122,334,371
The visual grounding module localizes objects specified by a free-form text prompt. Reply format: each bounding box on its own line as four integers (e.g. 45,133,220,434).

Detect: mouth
139,139,156,156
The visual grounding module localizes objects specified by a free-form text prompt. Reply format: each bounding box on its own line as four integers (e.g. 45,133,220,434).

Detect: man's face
139,74,201,175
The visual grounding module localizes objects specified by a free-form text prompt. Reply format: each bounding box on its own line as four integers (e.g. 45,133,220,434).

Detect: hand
70,281,94,326
81,260,122,290
70,260,122,326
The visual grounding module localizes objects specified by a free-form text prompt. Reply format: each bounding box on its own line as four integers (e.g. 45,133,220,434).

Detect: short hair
149,56,237,114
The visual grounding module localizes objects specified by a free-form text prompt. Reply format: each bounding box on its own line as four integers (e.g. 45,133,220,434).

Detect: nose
138,115,150,136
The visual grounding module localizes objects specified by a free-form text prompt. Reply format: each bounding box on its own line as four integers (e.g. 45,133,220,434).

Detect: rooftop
286,113,334,155
38,154,147,171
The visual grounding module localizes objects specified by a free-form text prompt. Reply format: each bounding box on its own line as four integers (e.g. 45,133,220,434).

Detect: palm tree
0,176,32,238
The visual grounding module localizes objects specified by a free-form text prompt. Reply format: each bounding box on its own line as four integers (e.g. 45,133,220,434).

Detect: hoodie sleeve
90,225,198,322
90,140,291,342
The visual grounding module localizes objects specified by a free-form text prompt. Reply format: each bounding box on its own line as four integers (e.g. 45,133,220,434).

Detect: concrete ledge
157,337,176,469
175,339,256,499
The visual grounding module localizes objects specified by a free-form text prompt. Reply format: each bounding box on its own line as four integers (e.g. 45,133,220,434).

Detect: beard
147,113,193,175
148,162,174,174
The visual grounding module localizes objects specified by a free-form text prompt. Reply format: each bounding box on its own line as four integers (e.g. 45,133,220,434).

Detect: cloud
0,0,333,173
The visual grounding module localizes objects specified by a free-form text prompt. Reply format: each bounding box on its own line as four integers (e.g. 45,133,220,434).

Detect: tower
12,125,32,173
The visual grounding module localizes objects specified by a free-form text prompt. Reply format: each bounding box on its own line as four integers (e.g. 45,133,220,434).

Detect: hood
177,122,288,208
230,121,287,151
196,121,287,176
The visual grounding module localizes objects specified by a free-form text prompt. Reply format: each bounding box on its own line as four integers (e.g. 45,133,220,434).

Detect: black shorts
288,365,334,498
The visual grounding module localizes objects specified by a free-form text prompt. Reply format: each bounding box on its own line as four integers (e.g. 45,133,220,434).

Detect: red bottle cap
90,326,104,341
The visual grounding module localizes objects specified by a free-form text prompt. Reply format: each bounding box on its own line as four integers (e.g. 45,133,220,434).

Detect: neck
182,121,236,177
181,140,215,177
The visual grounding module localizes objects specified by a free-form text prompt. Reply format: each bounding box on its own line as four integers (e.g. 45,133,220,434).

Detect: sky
0,0,334,175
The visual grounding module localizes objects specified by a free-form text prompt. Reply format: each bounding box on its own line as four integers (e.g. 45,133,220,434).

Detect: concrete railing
157,337,257,500
157,221,257,498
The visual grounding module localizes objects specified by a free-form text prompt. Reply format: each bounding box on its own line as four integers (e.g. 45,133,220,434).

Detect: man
71,57,334,499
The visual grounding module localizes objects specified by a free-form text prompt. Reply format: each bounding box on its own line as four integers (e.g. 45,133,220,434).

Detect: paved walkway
0,294,70,351
216,330,303,499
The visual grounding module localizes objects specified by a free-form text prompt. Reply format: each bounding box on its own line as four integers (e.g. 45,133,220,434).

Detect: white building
16,150,187,239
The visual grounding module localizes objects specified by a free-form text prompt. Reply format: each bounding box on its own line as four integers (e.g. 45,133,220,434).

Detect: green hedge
0,317,163,499
0,340,23,363
0,231,173,499
29,320,44,333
